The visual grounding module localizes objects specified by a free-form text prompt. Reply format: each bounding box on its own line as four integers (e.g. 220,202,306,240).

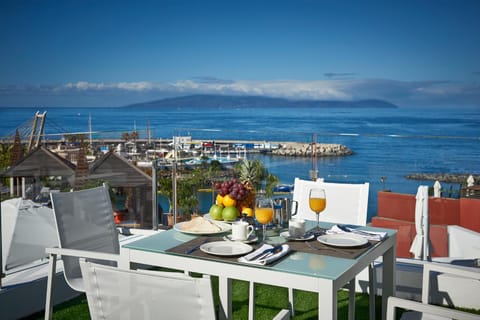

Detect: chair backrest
50,185,119,291
292,177,324,220
292,177,369,226
79,259,216,320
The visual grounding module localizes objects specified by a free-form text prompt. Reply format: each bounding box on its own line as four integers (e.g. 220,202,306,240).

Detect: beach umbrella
467,175,474,187
409,185,430,260
433,180,442,198
467,175,475,197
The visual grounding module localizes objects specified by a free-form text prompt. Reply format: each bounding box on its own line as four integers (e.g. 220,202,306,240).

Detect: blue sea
1,106,479,221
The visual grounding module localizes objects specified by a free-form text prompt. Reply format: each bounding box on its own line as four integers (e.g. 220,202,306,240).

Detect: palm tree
130,131,139,141
121,132,130,141
11,129,23,165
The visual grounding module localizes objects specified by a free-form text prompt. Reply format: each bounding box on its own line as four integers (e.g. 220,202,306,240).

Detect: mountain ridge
122,94,399,109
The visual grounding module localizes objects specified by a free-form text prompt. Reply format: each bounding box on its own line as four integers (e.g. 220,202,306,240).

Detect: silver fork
337,225,379,238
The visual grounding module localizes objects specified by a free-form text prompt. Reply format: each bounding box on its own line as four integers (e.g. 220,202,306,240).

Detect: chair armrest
117,225,165,236
387,296,479,320
272,309,290,320
45,247,120,263
422,261,480,304
423,261,480,280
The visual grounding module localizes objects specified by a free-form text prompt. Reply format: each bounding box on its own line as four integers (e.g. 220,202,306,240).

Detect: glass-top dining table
120,221,397,320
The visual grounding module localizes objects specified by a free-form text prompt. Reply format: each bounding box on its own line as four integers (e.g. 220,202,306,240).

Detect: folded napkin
326,225,387,241
238,244,290,265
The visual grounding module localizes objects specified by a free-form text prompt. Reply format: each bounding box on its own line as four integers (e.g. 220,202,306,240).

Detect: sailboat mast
311,133,318,181
88,113,92,147
147,119,151,144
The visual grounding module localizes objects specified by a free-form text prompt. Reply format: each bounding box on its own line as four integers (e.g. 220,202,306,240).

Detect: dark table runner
167,232,379,263
167,236,257,263
287,238,376,259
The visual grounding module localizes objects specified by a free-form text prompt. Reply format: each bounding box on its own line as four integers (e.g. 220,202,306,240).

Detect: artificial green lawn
27,278,383,319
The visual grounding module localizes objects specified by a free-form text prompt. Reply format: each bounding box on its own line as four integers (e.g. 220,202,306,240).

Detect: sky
0,0,479,108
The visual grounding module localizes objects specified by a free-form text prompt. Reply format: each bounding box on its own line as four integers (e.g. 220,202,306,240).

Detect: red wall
460,198,480,232
373,192,480,258
377,191,460,225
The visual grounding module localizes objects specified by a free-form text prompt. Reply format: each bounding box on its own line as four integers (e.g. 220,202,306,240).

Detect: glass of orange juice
309,188,326,230
255,197,274,242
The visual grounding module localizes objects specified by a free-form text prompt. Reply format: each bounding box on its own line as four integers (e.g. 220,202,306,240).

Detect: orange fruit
241,207,254,217
222,194,237,207
216,194,224,206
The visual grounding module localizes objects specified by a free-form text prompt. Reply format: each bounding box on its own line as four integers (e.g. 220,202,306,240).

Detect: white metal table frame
120,223,396,320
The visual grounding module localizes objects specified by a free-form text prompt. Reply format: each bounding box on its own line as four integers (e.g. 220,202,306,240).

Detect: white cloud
63,81,163,91
1,78,479,107
170,79,352,100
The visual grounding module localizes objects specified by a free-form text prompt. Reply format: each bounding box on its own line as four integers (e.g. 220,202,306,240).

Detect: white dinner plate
173,221,231,235
200,241,253,256
280,231,314,241
317,234,368,247
224,234,258,244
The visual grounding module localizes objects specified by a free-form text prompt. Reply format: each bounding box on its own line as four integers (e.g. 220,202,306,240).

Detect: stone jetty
271,142,353,157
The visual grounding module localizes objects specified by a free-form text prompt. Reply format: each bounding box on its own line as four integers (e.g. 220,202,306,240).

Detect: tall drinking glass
309,188,326,229
255,197,274,242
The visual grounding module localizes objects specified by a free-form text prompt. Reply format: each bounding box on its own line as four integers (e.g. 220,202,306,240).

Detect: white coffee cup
288,218,306,238
231,221,254,241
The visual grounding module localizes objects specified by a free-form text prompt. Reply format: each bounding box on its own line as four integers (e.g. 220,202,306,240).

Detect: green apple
209,204,224,220
222,206,239,221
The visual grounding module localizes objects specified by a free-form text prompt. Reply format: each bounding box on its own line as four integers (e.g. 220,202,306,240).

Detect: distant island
122,94,399,109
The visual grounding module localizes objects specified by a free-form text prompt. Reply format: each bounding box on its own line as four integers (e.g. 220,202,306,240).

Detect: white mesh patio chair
79,259,291,320
289,177,371,318
387,262,480,320
44,185,122,319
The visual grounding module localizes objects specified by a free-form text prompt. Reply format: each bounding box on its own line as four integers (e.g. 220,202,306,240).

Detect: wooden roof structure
1,145,76,178
1,146,152,188
88,151,152,187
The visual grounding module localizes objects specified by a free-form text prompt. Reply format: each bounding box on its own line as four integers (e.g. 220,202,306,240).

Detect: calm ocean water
1,106,479,220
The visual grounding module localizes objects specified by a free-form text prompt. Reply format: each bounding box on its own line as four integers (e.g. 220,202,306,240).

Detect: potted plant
157,172,178,225
177,178,200,221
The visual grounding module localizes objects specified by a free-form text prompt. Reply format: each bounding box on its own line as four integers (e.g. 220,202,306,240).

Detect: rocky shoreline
405,173,479,184
271,142,353,157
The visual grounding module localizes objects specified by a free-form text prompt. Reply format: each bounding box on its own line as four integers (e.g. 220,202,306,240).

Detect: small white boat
274,184,294,193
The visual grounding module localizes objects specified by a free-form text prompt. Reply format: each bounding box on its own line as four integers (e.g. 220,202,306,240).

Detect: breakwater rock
271,142,353,157
405,173,480,184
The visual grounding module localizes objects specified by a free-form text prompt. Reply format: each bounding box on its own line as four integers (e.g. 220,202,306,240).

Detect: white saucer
280,231,314,241
224,234,258,244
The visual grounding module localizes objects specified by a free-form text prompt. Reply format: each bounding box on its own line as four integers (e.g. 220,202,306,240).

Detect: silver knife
249,245,282,261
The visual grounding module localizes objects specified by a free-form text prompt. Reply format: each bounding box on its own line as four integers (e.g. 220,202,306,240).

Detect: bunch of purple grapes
214,178,249,201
